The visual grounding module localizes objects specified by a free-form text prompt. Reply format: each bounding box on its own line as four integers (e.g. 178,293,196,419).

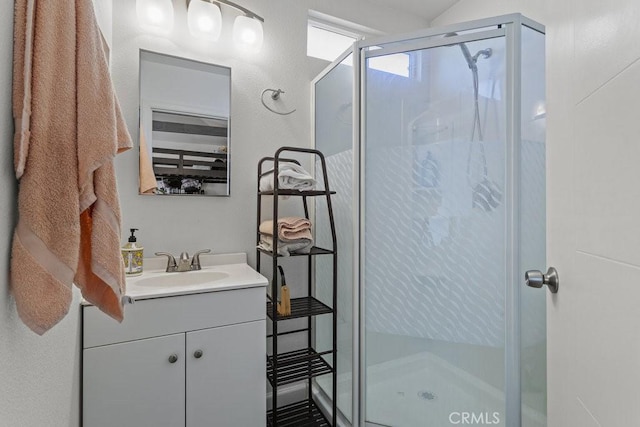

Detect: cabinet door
186,320,266,427
83,334,186,427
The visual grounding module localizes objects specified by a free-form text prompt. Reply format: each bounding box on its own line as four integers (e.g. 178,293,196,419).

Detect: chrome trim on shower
504,18,523,427
357,13,544,49
357,39,367,427
364,29,504,60
348,39,363,427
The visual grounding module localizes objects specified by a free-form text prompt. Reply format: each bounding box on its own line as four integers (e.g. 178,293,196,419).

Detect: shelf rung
267,399,330,427
258,246,335,258
267,348,333,387
267,297,333,320
266,327,310,338
259,189,336,197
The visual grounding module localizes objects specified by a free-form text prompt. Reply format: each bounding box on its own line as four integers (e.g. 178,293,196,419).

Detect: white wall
311,0,427,34
0,2,427,426
434,1,640,426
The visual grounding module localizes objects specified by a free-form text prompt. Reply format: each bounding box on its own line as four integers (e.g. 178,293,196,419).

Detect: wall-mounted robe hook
261,88,296,115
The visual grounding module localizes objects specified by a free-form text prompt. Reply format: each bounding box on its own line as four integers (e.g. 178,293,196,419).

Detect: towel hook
261,88,296,116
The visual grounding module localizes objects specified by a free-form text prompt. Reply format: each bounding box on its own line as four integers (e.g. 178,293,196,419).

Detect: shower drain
417,390,437,401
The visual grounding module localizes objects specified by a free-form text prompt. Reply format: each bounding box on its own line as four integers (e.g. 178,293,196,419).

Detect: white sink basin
135,271,230,288
106,254,268,302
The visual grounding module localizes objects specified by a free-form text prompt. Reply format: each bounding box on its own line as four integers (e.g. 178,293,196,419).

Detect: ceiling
366,0,460,22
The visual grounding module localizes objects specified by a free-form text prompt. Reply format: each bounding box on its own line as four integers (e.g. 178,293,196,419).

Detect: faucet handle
155,252,177,272
191,249,212,270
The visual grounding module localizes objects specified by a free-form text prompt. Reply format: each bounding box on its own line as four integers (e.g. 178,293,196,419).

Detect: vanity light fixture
187,0,222,41
233,15,264,52
187,0,264,52
136,0,175,33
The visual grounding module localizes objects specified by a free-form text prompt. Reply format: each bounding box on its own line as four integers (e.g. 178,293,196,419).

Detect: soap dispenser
122,228,144,276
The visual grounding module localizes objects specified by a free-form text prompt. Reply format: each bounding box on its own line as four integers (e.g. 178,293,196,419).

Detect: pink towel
139,128,158,194
11,0,132,334
259,217,313,241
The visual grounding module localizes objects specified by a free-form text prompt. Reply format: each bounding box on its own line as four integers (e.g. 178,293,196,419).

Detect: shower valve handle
525,267,559,293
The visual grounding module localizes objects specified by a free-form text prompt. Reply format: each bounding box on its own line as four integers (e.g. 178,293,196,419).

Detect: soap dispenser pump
122,228,144,276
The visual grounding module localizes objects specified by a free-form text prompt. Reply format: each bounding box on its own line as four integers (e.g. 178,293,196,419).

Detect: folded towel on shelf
258,235,313,256
259,161,316,192
259,217,312,241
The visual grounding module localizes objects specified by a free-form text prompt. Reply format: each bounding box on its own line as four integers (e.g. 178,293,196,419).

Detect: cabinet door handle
194,350,204,359
168,354,179,364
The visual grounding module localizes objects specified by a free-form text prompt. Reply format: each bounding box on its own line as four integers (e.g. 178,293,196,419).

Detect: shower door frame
311,13,545,427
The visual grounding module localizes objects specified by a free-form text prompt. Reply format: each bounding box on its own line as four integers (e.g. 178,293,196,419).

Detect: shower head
444,33,493,71
459,43,477,71
472,48,493,62
444,32,476,71
443,32,493,143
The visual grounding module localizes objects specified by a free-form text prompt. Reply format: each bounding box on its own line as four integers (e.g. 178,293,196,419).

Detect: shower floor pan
319,351,545,427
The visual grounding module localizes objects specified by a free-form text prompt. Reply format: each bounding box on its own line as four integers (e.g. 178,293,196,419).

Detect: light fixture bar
185,0,264,51
215,0,263,22
187,0,264,22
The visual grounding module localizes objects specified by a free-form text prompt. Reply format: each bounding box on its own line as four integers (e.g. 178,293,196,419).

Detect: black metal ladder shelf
267,348,334,386
257,147,338,427
267,399,330,427
266,296,333,320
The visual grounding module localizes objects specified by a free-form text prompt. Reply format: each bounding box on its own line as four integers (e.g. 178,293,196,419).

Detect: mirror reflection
139,50,231,196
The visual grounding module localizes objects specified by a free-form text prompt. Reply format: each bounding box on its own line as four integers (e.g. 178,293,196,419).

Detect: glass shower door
314,52,356,423
519,25,547,427
363,35,512,427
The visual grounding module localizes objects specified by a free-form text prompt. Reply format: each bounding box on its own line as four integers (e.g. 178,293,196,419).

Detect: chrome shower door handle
525,267,559,293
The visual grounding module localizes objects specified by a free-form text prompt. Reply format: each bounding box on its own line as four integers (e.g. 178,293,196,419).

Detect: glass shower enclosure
313,14,546,427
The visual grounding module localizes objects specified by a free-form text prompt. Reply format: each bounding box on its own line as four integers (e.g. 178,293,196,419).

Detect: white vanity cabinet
82,283,266,427
185,322,265,426
83,333,186,427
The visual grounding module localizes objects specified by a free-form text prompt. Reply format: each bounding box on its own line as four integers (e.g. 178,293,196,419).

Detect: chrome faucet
155,249,211,273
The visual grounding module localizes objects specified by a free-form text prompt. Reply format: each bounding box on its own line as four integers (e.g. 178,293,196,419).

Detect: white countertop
81,253,267,304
